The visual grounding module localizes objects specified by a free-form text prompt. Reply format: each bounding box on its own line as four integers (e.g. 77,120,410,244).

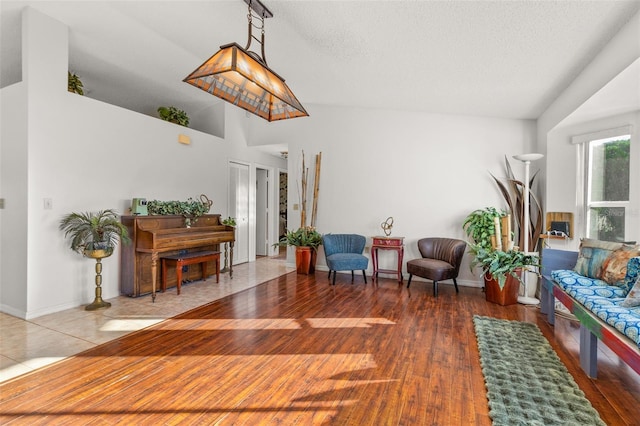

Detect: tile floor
0,253,294,383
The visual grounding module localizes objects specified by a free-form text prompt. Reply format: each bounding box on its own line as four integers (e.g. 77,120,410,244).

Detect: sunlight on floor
99,319,165,331
0,255,294,383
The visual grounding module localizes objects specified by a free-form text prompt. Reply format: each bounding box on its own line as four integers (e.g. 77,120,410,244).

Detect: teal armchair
322,234,369,285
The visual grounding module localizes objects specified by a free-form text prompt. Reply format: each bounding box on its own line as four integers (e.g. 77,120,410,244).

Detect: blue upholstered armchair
322,234,369,285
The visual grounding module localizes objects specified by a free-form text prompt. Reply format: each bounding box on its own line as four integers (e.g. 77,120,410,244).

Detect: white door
229,161,250,264
256,168,269,256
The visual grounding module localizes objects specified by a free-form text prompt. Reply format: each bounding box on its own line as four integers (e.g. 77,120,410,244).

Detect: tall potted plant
274,226,322,274
463,207,538,305
59,209,130,310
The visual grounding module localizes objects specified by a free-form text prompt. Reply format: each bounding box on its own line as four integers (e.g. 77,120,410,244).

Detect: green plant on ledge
274,226,322,249
157,106,189,127
68,71,84,95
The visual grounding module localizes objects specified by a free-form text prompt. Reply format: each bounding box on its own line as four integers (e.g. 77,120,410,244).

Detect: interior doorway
228,161,250,265
279,171,288,238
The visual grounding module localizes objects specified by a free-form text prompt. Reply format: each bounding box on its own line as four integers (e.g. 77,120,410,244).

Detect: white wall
0,82,28,314
249,104,537,286
0,8,286,319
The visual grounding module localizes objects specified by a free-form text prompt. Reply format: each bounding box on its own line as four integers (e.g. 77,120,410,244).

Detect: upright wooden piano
120,214,235,300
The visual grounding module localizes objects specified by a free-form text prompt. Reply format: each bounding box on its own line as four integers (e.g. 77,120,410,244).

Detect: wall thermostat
131,198,148,215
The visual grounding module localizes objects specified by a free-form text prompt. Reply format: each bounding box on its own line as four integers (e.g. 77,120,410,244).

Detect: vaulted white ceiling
2,0,639,126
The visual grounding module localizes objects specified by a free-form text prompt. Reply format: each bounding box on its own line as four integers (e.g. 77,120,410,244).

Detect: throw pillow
601,245,640,285
573,238,623,280
621,276,640,307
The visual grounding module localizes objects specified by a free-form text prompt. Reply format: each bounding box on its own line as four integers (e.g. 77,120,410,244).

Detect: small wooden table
371,236,404,282
161,251,220,295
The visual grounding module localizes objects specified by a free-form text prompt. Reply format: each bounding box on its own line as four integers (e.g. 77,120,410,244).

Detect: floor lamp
512,153,544,305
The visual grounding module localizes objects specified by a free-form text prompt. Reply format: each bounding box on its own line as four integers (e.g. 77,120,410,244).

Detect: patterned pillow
573,238,623,279
601,245,640,285
621,276,640,307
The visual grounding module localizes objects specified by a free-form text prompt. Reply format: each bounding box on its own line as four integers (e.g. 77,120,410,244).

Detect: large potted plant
59,209,130,310
463,207,538,305
275,226,322,274
468,245,540,305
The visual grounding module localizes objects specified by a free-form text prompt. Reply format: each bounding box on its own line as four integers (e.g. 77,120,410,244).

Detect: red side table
371,236,404,282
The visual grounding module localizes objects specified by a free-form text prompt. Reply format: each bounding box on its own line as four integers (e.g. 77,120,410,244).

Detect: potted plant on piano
59,209,130,310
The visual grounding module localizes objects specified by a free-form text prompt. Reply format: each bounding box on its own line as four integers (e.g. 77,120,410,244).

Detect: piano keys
120,214,235,299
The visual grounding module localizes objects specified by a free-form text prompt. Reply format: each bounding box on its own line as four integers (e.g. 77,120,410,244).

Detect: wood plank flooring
1,272,639,425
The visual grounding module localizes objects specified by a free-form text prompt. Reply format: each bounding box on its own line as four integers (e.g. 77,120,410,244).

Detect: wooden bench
161,250,220,295
540,248,640,378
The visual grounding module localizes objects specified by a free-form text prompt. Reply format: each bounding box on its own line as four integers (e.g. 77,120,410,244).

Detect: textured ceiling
1,0,639,128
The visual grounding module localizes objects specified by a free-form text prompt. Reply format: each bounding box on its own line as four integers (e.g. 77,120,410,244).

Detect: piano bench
161,251,220,295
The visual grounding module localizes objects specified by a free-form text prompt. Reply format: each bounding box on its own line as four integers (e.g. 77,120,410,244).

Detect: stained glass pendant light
183,0,308,122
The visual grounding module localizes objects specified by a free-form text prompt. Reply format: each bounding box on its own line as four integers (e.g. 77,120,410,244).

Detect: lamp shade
184,43,308,122
512,153,544,162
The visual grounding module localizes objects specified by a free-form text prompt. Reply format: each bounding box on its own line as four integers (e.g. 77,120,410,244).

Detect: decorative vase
484,270,520,306
295,246,317,275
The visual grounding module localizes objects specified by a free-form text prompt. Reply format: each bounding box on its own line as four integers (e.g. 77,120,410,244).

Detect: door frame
254,162,280,257
228,160,281,263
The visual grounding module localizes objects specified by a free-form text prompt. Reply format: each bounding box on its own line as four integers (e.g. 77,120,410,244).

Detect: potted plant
59,209,130,310
157,106,189,127
274,226,322,274
222,217,237,227
68,71,84,95
463,207,539,305
468,245,540,305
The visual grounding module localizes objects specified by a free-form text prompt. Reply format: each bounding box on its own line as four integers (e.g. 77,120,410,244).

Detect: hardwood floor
1,272,639,425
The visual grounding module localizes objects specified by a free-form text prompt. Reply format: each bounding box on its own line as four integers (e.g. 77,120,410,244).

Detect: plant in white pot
59,209,130,310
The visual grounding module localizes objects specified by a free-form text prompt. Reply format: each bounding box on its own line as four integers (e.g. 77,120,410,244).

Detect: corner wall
0,82,28,316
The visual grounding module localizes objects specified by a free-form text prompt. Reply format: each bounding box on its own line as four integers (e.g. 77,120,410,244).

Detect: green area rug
473,315,605,426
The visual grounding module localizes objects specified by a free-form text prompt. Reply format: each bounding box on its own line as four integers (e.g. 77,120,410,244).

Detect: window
585,134,631,242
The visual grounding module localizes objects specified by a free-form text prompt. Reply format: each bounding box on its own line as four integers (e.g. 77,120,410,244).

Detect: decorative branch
310,152,322,228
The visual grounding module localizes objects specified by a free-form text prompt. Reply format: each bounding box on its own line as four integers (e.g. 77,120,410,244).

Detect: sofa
540,238,640,378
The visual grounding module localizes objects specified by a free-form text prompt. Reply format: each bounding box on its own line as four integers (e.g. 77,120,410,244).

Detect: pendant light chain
245,2,268,65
